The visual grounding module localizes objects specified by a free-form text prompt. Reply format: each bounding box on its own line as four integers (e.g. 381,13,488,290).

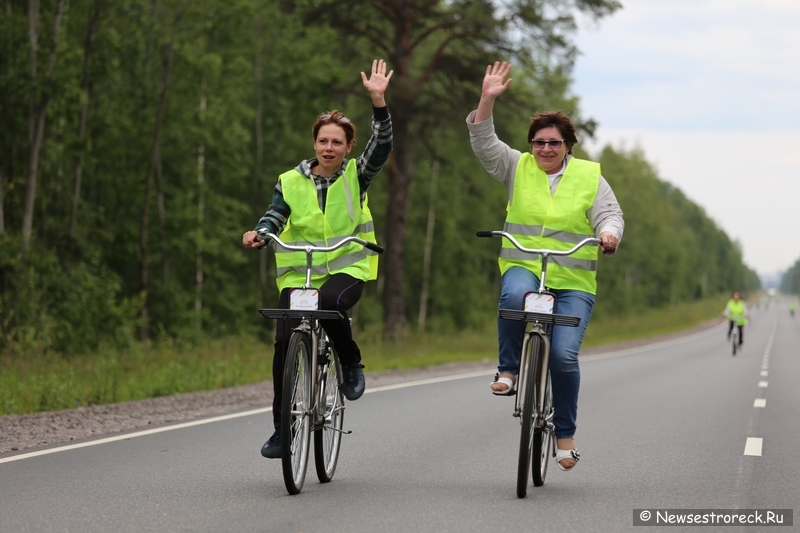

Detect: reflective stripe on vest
274,160,378,290
499,154,600,294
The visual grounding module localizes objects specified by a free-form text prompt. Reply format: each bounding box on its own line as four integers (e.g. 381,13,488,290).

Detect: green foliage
0,335,270,414
0,0,759,368
593,145,760,320
780,258,800,294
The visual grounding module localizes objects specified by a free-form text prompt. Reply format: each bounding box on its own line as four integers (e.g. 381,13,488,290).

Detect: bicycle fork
515,328,554,432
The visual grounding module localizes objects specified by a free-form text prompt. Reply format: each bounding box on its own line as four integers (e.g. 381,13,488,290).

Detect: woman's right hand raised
482,61,513,99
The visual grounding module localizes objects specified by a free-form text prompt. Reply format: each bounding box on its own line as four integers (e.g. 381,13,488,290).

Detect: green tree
284,0,621,338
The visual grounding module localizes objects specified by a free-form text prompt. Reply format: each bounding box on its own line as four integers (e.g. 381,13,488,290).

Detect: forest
0,0,761,359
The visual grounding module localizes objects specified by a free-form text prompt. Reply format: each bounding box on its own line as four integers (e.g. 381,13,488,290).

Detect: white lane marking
0,407,273,465
365,370,490,393
744,437,763,456
754,398,766,408
760,370,768,377
758,381,769,388
0,370,492,465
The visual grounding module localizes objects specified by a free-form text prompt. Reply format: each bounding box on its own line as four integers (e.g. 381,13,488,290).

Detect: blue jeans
498,267,595,439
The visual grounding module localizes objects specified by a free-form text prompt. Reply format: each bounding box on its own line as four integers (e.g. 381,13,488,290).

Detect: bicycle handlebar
476,230,600,257
255,229,385,255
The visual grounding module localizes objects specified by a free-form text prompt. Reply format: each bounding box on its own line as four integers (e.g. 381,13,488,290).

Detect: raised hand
361,59,394,106
482,61,512,99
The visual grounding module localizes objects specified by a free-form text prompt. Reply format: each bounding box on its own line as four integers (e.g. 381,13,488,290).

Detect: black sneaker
341,364,365,401
260,429,281,459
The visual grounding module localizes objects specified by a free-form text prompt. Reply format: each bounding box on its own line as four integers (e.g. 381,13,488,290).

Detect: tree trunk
195,81,206,330
70,0,102,238
382,107,416,340
1,0,12,235
139,18,179,342
21,0,65,251
253,16,267,308
417,160,438,333
155,142,168,285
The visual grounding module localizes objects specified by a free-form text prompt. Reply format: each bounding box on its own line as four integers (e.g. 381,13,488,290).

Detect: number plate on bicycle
290,289,319,310
524,292,554,314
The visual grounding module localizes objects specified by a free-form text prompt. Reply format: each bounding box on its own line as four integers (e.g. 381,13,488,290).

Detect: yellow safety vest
726,300,747,325
274,159,378,291
499,154,600,294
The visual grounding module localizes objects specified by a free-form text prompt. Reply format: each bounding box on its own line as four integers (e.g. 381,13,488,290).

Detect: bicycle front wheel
732,329,738,356
281,332,312,495
516,333,540,499
314,346,344,483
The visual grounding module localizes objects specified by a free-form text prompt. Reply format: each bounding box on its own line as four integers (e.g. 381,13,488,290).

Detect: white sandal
490,373,516,396
555,448,580,471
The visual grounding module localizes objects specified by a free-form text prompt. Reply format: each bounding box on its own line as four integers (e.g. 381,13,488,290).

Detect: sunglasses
319,114,351,124
531,139,565,149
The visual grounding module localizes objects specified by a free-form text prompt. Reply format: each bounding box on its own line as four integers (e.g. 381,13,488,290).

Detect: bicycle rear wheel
516,333,540,499
281,332,312,495
531,369,553,487
314,345,344,483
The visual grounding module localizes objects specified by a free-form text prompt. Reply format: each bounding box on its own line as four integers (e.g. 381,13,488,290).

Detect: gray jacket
466,111,625,251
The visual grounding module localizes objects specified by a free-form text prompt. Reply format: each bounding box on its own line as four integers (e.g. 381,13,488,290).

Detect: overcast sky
571,0,800,275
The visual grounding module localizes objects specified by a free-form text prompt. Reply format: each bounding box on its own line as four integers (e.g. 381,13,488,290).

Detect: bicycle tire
732,328,737,356
531,369,553,487
314,345,344,483
281,332,312,495
516,333,539,498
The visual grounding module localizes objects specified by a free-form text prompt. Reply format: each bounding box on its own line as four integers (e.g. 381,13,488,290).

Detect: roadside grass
582,295,728,348
0,295,727,415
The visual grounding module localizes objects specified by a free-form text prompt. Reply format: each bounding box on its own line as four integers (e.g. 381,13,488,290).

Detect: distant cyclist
790,302,796,318
723,291,748,346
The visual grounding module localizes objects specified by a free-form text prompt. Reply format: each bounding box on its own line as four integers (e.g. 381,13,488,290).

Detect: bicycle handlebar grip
365,242,385,254
476,230,495,238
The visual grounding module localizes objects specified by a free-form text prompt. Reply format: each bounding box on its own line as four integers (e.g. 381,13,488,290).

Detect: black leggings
271,273,364,428
727,320,744,344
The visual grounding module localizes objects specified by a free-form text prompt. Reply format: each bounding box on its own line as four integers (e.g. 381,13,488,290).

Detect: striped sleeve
254,179,290,237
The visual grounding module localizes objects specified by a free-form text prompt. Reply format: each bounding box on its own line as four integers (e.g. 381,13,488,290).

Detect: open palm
482,61,512,98
362,59,394,96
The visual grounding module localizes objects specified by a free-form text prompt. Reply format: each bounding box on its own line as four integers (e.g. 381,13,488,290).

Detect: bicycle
477,230,600,498
256,230,384,495
729,320,740,356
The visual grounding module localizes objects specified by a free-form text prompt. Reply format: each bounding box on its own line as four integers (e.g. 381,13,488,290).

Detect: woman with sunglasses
466,61,624,472
242,59,393,459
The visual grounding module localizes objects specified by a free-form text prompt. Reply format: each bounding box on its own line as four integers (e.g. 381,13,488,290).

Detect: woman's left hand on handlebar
598,232,619,253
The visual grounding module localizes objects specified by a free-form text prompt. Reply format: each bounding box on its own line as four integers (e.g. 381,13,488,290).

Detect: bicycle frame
255,230,384,494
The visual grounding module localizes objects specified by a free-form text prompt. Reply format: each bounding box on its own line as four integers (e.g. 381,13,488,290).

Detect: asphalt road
2,304,798,533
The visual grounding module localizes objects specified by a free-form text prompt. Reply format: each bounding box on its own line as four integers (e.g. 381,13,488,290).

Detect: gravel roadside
0,319,721,456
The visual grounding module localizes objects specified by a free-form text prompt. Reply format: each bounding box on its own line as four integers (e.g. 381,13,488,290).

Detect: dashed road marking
744,437,763,456
754,398,766,408
758,381,768,388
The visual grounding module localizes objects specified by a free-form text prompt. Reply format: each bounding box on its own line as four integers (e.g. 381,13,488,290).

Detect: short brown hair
312,110,357,146
527,111,578,154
